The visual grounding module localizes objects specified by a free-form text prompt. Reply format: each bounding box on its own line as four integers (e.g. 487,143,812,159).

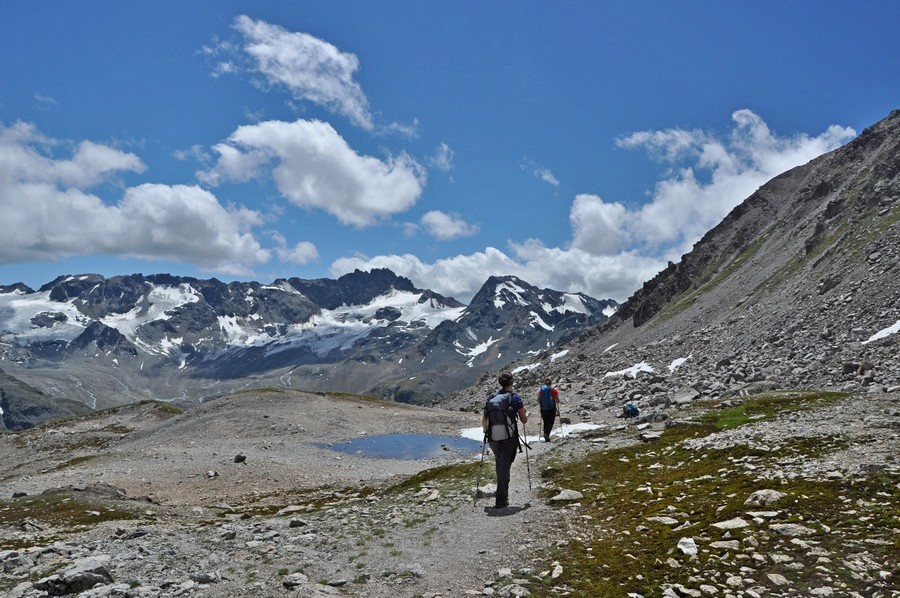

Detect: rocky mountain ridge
0,269,614,427
447,109,900,417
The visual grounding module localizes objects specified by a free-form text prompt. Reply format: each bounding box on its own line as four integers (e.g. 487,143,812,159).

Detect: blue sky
1,2,897,303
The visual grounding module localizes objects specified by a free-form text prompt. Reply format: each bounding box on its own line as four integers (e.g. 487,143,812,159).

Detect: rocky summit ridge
0,269,614,429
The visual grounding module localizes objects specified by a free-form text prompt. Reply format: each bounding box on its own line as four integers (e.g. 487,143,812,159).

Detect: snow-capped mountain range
0,269,616,414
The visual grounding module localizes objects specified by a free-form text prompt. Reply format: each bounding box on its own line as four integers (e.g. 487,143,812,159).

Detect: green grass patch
385,461,480,495
44,454,97,472
694,390,846,430
0,493,137,550
150,400,185,415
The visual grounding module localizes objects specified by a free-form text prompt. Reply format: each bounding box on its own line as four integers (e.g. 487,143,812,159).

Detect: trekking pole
474,436,487,507
520,421,532,491
557,402,565,440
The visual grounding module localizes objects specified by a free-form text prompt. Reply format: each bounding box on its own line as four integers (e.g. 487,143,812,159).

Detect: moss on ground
0,492,137,550
385,461,480,495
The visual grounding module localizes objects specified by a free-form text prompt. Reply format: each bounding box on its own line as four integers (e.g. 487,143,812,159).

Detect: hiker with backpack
482,372,528,509
537,378,560,442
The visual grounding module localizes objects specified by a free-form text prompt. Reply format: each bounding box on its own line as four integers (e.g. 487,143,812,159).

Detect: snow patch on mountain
530,311,554,331
259,290,465,358
605,361,655,379
668,356,691,372
551,350,569,362
101,283,201,340
543,293,590,315
261,280,303,295
493,280,529,308
512,362,542,374
0,290,87,343
862,320,900,345
457,336,500,367
218,315,272,346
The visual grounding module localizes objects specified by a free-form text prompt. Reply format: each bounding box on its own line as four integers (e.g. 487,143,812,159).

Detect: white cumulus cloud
198,118,426,228
0,122,270,274
270,232,319,265
0,121,146,188
332,110,855,304
222,16,374,130
613,109,856,257
419,210,478,240
570,194,630,255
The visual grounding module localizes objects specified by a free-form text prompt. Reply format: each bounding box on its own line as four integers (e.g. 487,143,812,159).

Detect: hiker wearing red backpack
537,378,560,442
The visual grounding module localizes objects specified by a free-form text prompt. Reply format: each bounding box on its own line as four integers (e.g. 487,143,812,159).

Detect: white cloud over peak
0,122,269,274
419,210,478,240
570,194,630,255
600,109,856,257
332,110,855,303
226,16,374,130
331,245,662,304
113,184,269,271
198,118,426,228
270,232,319,265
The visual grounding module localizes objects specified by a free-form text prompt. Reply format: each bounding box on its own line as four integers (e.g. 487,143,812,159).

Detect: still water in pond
325,433,482,460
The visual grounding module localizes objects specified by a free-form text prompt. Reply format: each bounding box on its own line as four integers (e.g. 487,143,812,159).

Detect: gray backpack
484,392,517,441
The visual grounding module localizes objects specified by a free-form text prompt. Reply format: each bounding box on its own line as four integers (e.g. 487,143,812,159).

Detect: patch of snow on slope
862,320,900,345
262,280,304,294
550,349,569,362
605,361,655,378
668,356,691,372
460,422,600,442
529,311,554,331
218,315,272,346
603,304,618,317
459,336,499,367
264,289,464,357
102,283,201,340
512,362,542,374
493,280,529,308
0,290,88,343
543,293,589,315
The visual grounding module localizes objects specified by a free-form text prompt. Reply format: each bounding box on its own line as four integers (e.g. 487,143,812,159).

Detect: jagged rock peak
0,282,33,294
286,268,459,310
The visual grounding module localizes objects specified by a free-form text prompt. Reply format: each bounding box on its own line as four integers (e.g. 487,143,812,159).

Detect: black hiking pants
540,408,557,441
489,437,518,506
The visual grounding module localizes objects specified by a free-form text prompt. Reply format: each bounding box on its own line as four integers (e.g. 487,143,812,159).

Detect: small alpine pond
322,433,482,460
